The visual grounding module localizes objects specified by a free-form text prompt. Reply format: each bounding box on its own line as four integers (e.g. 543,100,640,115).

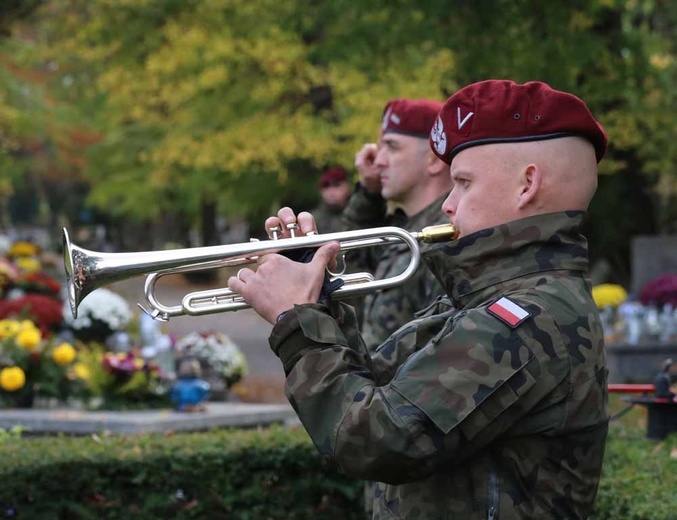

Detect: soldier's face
374,134,428,204
441,144,524,237
321,182,351,208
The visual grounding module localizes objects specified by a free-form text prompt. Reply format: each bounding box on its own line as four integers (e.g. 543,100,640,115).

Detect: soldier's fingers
264,216,283,238
276,207,300,238
355,143,377,168
277,207,297,226
297,212,318,235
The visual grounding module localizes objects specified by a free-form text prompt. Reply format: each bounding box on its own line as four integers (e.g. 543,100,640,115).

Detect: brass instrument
63,223,457,322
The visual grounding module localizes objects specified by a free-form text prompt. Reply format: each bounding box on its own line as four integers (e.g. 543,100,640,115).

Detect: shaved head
441,136,599,237
500,136,598,212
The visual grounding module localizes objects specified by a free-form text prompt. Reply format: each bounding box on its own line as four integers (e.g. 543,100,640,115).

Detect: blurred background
0,0,674,289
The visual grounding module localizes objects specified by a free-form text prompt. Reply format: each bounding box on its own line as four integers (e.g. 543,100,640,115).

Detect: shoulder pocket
390,310,538,436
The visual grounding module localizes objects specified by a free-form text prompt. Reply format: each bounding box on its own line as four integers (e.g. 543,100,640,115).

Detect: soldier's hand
228,240,340,324
355,143,381,194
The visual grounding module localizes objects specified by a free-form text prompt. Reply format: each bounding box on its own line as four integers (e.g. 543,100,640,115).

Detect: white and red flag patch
487,296,531,328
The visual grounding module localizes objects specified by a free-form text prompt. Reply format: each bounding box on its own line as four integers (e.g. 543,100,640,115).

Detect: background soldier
344,98,452,353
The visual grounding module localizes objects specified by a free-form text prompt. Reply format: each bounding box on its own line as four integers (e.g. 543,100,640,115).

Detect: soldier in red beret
312,167,352,235
231,80,609,519
344,98,453,354
343,98,454,516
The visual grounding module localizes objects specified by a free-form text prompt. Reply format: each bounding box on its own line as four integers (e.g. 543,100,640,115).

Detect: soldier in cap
230,80,609,519
344,98,452,353
312,167,353,235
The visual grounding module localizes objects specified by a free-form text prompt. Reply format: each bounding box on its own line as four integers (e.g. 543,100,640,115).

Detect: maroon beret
429,80,608,164
318,167,348,188
381,98,444,138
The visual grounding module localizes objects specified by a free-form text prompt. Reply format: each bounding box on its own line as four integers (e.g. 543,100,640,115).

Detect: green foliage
0,425,364,519
0,425,22,444
593,427,677,519
0,412,675,518
0,0,674,276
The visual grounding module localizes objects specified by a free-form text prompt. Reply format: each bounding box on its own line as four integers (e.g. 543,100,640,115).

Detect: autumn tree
2,0,675,283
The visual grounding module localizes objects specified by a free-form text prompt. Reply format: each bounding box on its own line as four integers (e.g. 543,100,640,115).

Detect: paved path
108,273,287,403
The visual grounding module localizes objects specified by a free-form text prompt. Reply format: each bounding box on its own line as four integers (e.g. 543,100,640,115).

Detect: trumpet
63,223,458,321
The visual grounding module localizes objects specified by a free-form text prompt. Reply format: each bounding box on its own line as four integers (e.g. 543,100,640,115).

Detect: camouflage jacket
342,187,450,352
269,211,609,520
312,201,346,235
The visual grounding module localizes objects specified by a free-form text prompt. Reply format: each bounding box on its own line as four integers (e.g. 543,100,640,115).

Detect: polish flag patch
487,296,531,328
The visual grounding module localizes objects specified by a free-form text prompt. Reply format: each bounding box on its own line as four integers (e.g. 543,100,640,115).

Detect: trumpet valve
269,226,281,240
286,222,299,238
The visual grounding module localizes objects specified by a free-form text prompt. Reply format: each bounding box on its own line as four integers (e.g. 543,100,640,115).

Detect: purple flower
639,274,677,307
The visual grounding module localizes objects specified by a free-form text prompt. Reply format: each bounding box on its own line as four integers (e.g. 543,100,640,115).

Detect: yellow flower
15,327,41,350
8,241,39,258
0,320,20,339
0,366,26,392
73,362,90,380
53,343,76,365
15,256,41,273
592,284,628,309
19,320,36,331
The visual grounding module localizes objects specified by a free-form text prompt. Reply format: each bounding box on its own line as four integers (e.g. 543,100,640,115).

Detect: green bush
0,413,675,519
0,426,363,519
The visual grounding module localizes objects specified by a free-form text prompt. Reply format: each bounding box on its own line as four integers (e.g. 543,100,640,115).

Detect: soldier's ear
426,153,447,177
517,163,542,209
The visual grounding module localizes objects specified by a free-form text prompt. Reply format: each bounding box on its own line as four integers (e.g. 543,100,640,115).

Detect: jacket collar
422,211,589,308
391,194,449,230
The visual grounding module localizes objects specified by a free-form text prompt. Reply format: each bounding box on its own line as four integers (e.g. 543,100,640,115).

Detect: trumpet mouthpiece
417,224,458,243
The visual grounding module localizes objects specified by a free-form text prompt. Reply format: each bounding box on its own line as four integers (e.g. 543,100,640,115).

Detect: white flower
174,331,248,382
63,288,133,332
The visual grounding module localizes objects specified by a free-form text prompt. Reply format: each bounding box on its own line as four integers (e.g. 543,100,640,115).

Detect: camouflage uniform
342,187,450,353
313,201,347,235
270,211,609,520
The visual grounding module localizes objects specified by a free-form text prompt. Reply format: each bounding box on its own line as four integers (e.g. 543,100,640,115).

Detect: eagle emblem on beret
381,107,392,130
431,115,447,156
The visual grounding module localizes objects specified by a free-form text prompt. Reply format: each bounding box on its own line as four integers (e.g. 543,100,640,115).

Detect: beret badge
431,116,447,156
381,107,393,131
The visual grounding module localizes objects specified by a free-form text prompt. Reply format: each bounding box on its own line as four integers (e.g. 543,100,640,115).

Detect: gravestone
631,235,677,295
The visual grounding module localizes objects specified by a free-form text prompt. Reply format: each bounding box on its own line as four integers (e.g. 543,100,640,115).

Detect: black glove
280,247,344,305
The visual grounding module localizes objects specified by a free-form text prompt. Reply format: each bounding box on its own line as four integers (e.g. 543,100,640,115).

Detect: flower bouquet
74,346,173,410
174,331,248,396
62,288,133,343
0,318,84,408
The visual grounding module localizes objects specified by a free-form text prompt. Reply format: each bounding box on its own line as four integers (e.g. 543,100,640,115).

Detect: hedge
0,426,362,519
0,419,675,519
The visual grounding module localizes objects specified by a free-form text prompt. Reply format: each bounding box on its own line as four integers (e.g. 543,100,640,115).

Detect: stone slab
631,235,677,295
0,403,298,435
606,343,677,384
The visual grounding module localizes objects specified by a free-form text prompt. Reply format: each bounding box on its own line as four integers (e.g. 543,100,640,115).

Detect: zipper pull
488,506,496,520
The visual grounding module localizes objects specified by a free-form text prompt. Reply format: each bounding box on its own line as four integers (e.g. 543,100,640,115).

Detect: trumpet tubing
63,224,458,321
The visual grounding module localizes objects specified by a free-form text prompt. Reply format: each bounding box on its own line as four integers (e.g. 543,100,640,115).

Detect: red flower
16,272,62,298
0,294,64,335
639,274,677,308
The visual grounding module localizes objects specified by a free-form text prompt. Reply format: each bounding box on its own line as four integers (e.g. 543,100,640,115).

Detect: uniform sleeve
270,304,562,484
